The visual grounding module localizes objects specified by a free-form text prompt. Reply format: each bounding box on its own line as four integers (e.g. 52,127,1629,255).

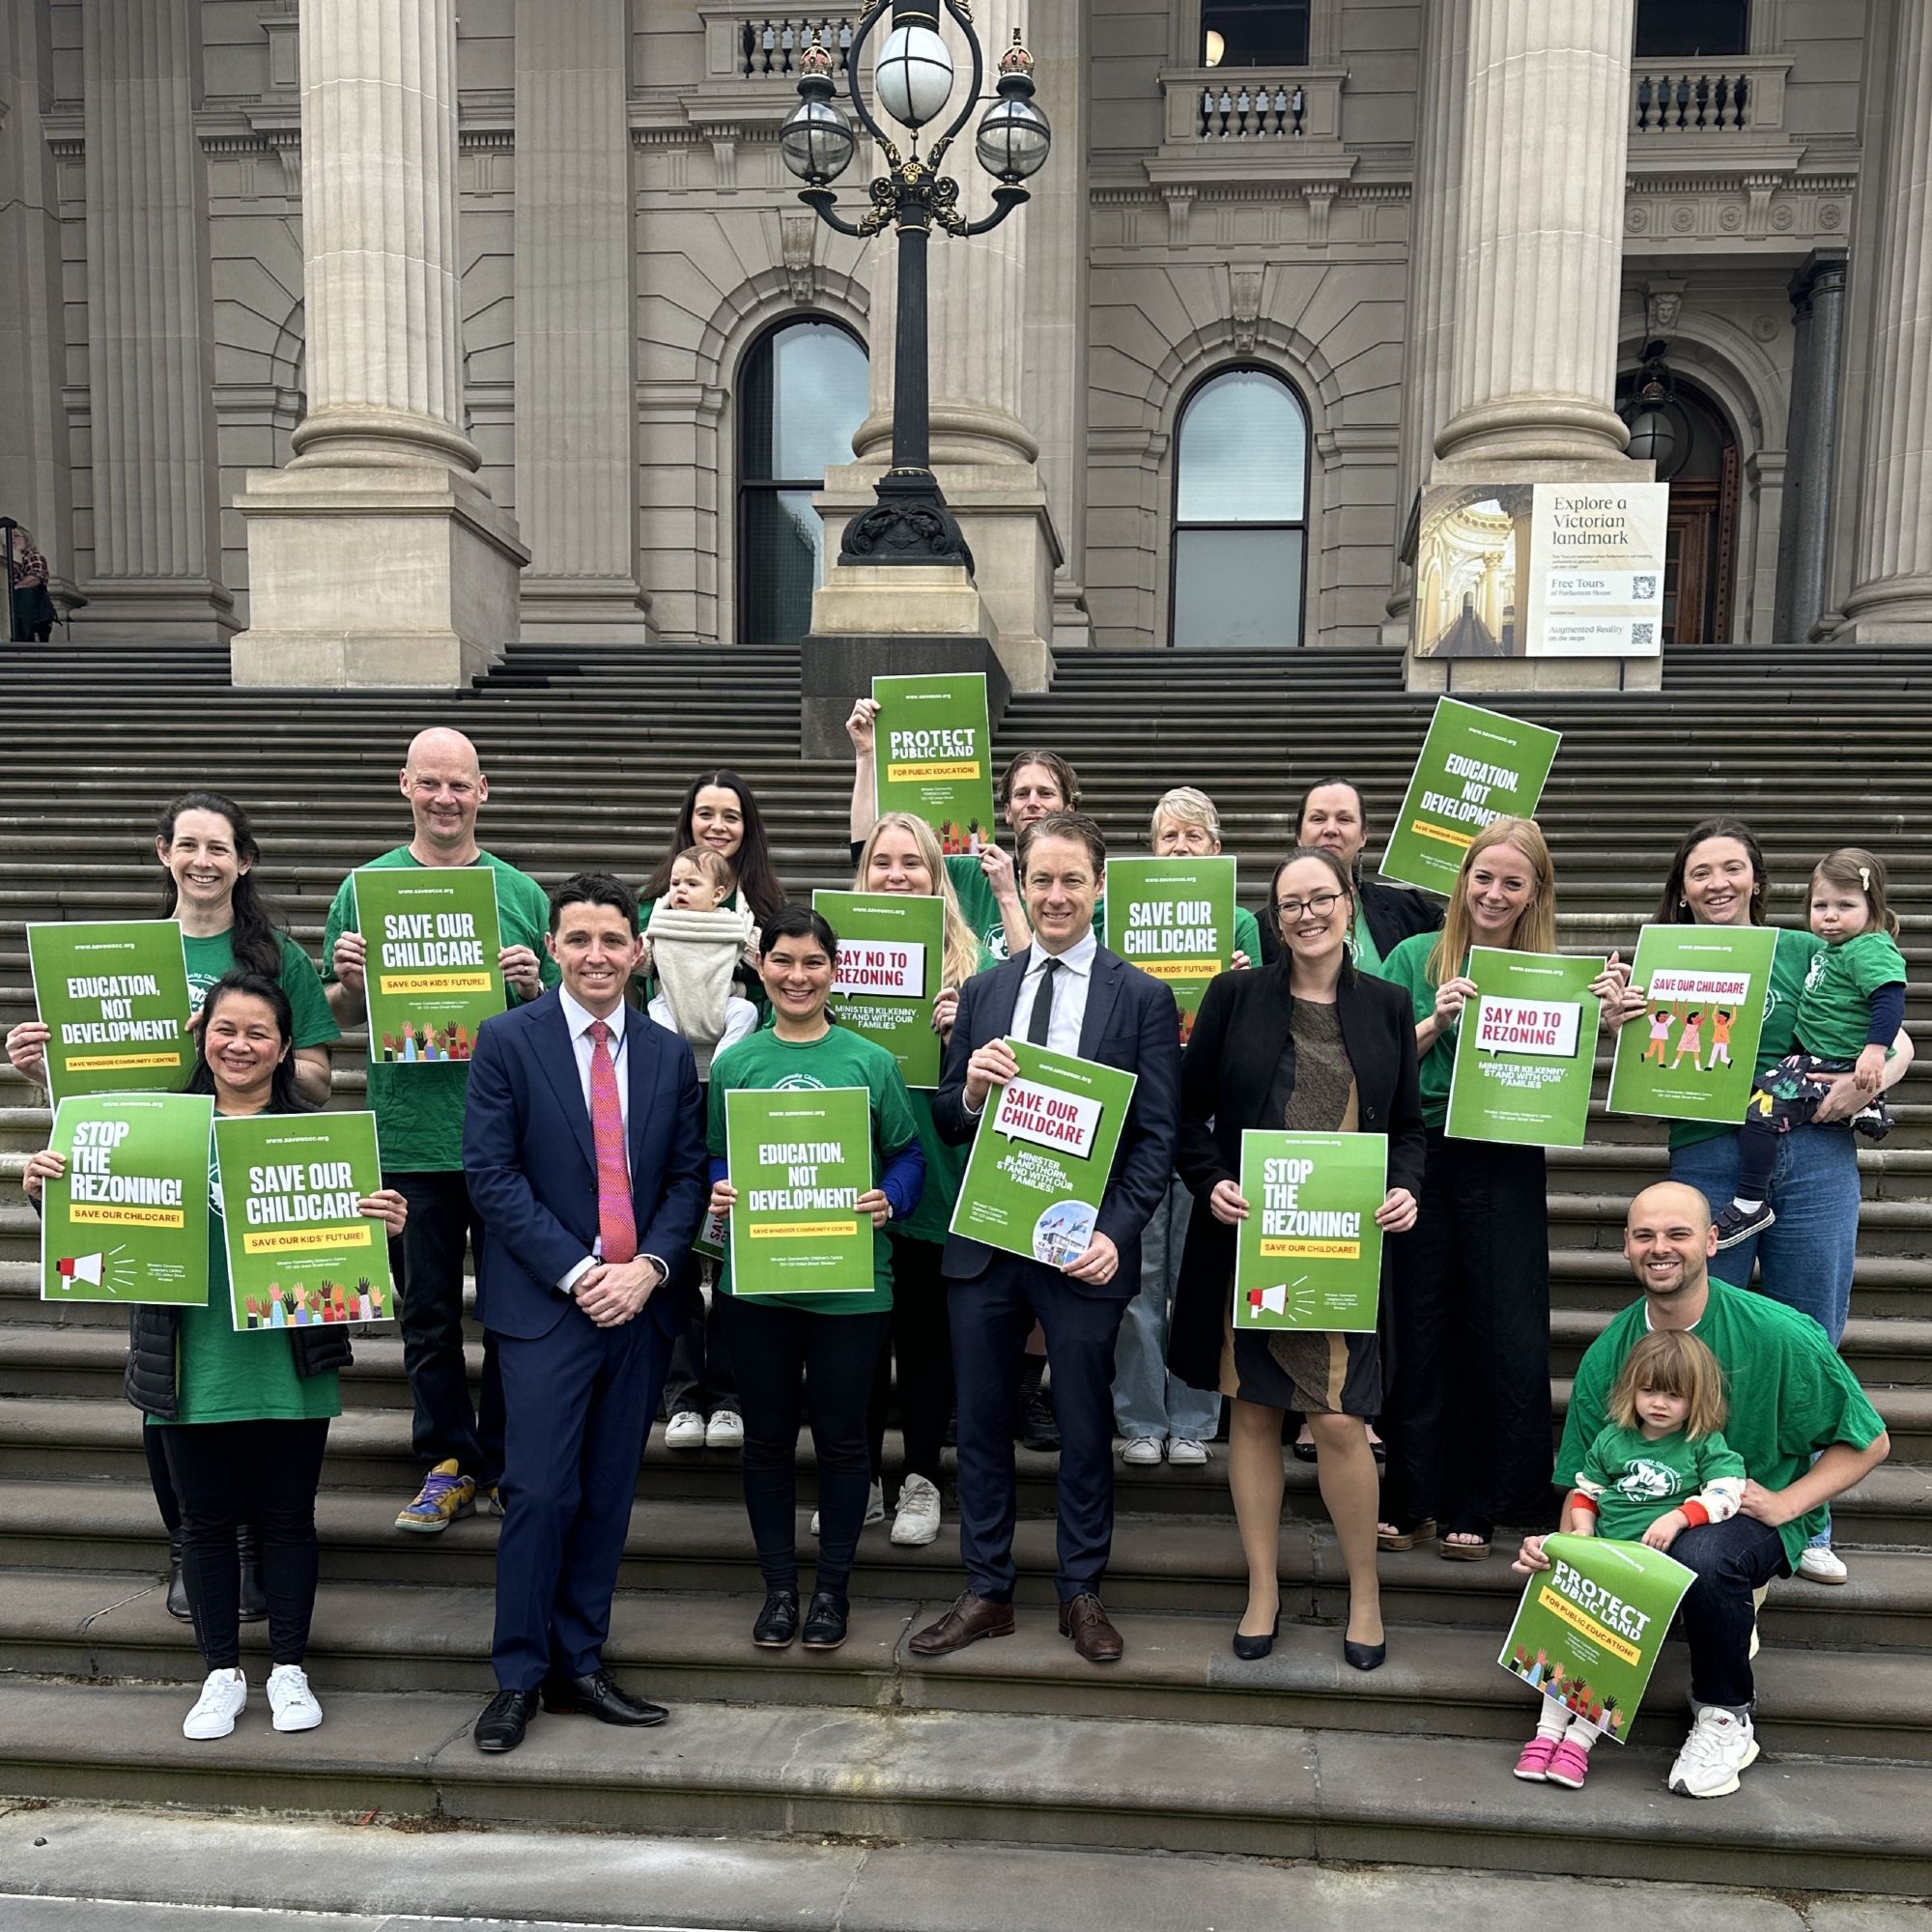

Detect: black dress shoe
801,1591,849,1651
237,1524,267,1623
753,1588,800,1649
164,1532,191,1622
1019,1386,1060,1453
540,1668,668,1726
1344,1635,1387,1672
1233,1610,1281,1662
474,1687,541,1753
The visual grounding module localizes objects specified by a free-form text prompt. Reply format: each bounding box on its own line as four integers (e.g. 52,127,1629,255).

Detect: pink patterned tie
587,1019,637,1264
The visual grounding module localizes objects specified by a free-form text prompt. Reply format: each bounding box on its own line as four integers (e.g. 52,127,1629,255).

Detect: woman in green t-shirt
706,906,925,1655
23,971,406,1744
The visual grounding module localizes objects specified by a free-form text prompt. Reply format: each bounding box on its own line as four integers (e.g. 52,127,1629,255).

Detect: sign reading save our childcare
1103,857,1236,1043
1379,700,1561,895
27,922,194,1104
951,1041,1137,1266
1234,1131,1387,1334
724,1086,874,1295
1499,1533,1697,1744
352,867,505,1066
213,1112,394,1331
40,1093,214,1307
1446,947,1604,1148
813,890,945,1090
1607,924,1780,1125
871,671,996,855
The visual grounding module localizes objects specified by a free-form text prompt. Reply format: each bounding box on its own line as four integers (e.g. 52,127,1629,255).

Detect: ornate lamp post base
838,468,977,573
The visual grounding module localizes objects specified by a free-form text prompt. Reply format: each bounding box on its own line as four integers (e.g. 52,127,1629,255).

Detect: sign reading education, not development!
27,921,194,1104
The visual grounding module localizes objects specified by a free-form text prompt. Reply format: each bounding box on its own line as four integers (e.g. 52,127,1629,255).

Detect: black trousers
158,1418,330,1670
1379,1129,1553,1533
145,1423,183,1534
867,1233,953,1492
387,1170,503,1486
722,1295,890,1599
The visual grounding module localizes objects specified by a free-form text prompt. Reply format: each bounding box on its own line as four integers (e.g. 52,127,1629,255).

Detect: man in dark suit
462,872,707,1753
911,811,1180,1663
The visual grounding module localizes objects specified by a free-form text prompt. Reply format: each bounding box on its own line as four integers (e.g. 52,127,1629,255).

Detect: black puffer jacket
126,1305,352,1421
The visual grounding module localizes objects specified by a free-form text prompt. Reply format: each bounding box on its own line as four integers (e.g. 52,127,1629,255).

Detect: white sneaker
664,1410,707,1449
891,1473,943,1547
810,1480,885,1537
1667,1707,1759,1798
1167,1437,1210,1466
266,1662,324,1733
705,1409,745,1449
183,1668,247,1741
1798,1545,1848,1584
1120,1435,1165,1466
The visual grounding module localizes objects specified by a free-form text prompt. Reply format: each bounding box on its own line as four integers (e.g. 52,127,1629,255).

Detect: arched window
737,319,868,646
1170,367,1310,647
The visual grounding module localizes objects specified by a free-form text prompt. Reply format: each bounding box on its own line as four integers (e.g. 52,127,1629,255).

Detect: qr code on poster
1634,575,1658,599
1632,622,1656,647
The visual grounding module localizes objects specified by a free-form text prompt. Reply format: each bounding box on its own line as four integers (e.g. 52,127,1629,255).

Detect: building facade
2,0,1928,663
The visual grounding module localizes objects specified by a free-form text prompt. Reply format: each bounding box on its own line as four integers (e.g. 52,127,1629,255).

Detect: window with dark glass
1634,0,1748,59
1170,368,1310,648
737,320,868,647
1202,1,1311,69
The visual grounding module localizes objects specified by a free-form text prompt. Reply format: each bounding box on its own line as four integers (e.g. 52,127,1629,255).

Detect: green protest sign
950,1040,1138,1266
725,1087,875,1295
1379,699,1561,895
813,890,946,1090
27,922,193,1104
1607,924,1779,1123
871,671,996,855
1499,1533,1697,1744
1102,857,1237,1045
1445,947,1604,1148
694,1206,728,1264
1235,1131,1386,1334
213,1111,394,1332
41,1092,213,1307
353,867,505,1066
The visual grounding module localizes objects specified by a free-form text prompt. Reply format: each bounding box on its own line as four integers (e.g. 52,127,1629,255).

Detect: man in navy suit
462,872,707,1753
911,812,1179,1663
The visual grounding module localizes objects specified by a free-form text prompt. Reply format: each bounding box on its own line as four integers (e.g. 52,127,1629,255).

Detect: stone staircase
0,638,1928,1889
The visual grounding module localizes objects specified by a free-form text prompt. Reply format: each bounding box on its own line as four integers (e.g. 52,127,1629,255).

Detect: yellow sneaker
395,1460,476,1533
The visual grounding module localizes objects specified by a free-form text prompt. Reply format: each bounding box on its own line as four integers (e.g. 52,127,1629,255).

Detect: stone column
1433,0,1634,469
80,0,234,639
233,0,527,687
1842,3,1932,639
512,0,647,640
1775,250,1848,643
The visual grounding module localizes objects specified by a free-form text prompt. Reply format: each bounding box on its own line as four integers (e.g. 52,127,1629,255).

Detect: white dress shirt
967,927,1099,1117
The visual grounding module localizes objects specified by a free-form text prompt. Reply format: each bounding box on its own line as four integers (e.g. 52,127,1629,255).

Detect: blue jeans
1112,1178,1223,1442
1672,1123,1859,1548
1669,1513,1788,1714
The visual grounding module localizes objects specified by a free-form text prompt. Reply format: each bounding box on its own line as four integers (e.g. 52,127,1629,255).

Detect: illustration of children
268,1290,289,1329
1709,1008,1735,1069
1672,1009,1705,1071
1642,1007,1672,1065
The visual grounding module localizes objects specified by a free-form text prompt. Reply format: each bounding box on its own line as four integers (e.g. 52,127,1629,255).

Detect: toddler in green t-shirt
1715,847,1907,1251
1513,1330,1745,1792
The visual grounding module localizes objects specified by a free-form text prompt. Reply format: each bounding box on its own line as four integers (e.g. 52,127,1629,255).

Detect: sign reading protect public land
725,1086,874,1295
1499,1533,1697,1744
950,1040,1138,1266
40,1092,214,1307
27,922,194,1104
1234,1131,1387,1334
871,672,996,856
213,1112,394,1331
1607,924,1779,1125
1446,947,1604,1148
1103,857,1237,1044
352,867,504,1066
1379,700,1561,895
813,889,946,1090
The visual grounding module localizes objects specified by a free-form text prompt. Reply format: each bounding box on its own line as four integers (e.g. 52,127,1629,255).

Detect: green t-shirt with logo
183,928,341,1053
1557,1276,1887,1569
707,1023,922,1314
947,854,1013,962
1572,1420,1745,1544
1380,930,1455,1129
1350,903,1385,980
322,846,558,1173
1795,927,1908,1064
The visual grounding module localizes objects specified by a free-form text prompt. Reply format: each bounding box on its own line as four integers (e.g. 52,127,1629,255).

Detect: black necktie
1026,955,1062,1045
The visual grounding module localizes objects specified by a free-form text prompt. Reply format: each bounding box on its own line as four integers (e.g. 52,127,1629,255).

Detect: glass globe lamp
876,22,954,128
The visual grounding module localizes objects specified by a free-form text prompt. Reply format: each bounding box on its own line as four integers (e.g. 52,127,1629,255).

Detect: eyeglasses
1274,892,1346,920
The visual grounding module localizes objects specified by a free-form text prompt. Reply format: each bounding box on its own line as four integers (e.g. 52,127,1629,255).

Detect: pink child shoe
1544,1736,1592,1789
1514,1734,1559,1780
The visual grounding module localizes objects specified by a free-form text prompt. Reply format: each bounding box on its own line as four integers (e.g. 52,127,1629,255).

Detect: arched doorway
1618,371,1741,645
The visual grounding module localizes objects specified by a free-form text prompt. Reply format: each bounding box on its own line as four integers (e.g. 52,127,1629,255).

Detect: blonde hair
1428,815,1558,982
1149,785,1222,845
1812,845,1900,940
1607,1329,1728,1440
854,812,984,990
670,845,734,897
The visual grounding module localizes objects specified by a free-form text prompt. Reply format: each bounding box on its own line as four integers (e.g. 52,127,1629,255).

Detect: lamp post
779,2,1051,574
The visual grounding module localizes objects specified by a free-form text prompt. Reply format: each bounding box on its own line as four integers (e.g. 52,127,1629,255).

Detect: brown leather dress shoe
908,1591,1016,1656
1058,1593,1124,1662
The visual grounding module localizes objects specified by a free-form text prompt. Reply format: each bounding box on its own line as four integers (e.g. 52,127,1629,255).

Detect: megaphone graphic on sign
57,1253,105,1287
1246,1282,1288,1317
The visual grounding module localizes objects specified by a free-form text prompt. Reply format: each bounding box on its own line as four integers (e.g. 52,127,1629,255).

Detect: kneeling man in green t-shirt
1517,1181,1889,1800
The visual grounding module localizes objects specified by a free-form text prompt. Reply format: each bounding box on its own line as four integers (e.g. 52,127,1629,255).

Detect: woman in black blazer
1170,848,1427,1672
